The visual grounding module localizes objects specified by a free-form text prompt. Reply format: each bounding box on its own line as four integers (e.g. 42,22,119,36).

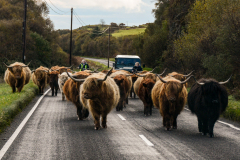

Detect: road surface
0,58,240,159
85,58,114,68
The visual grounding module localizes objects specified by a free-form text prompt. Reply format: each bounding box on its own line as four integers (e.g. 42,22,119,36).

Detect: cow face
202,82,220,105
143,81,155,97
83,79,100,99
35,71,46,81
164,82,183,103
8,66,23,79
144,73,157,82
59,75,68,86
49,73,59,83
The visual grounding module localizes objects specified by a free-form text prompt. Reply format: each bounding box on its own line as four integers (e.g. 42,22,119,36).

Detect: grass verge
85,59,109,71
222,96,240,122
0,81,38,133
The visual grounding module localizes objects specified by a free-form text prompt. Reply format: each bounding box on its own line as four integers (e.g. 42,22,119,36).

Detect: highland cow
49,71,59,96
32,66,49,94
151,75,192,130
188,76,231,137
58,72,72,101
4,62,31,93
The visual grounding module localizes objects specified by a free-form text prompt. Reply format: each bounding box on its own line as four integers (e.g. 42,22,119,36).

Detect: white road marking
117,114,126,121
0,89,51,160
184,108,240,131
139,135,154,146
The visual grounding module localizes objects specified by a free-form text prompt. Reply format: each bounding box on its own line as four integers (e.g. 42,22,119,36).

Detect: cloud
49,0,147,12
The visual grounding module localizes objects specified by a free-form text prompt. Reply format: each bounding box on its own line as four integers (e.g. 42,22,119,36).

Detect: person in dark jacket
78,59,89,71
132,62,142,73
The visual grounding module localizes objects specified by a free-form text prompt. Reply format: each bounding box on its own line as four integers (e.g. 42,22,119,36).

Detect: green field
112,28,146,38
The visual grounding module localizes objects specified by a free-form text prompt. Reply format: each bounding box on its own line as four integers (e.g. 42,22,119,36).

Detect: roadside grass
112,28,146,38
0,81,38,133
223,96,240,122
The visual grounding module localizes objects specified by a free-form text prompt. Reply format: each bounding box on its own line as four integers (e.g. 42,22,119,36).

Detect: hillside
112,28,146,38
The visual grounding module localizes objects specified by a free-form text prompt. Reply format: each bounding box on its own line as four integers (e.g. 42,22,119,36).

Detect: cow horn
157,68,167,76
65,69,86,82
180,75,194,84
183,70,194,77
125,73,135,77
97,68,113,81
67,65,74,69
192,76,205,85
135,73,146,77
22,60,32,67
31,70,35,73
149,67,157,73
218,75,232,85
3,62,12,68
156,74,168,83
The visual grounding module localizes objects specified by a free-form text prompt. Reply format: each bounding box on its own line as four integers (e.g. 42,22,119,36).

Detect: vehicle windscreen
115,58,141,68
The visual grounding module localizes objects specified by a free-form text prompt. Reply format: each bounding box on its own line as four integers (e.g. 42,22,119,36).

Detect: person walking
78,59,89,71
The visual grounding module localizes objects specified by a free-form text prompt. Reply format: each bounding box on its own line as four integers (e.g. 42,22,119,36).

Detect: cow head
59,74,69,86
142,79,155,98
3,62,31,79
193,75,232,105
157,75,193,103
136,68,167,81
49,71,59,83
34,70,48,81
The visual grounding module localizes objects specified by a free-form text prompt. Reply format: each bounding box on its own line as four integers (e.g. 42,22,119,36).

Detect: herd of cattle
3,62,232,137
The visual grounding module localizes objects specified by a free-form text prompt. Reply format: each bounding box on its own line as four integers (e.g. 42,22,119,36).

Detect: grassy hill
112,28,146,38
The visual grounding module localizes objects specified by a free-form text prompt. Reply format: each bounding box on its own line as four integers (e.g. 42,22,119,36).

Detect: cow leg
55,86,58,96
197,116,203,133
62,92,65,101
77,105,83,120
102,114,107,128
17,85,23,92
130,87,133,98
164,115,171,131
38,86,41,94
51,87,54,96
208,117,217,138
93,114,101,130
82,108,89,119
134,92,136,98
172,114,178,129
12,86,16,93
126,97,128,105
150,103,152,115
202,119,208,136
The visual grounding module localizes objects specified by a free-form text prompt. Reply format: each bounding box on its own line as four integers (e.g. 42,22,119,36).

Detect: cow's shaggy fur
63,71,90,120
151,76,187,130
32,66,49,94
80,73,120,130
188,78,228,137
138,78,155,116
58,72,72,101
113,74,130,111
4,62,31,93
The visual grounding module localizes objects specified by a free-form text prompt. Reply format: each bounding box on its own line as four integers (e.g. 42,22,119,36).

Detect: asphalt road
85,58,114,68
0,58,240,159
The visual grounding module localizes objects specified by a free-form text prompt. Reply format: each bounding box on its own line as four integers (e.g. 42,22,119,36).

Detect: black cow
188,76,231,137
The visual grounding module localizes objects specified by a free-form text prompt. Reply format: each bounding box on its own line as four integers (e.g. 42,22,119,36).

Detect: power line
43,0,63,15
73,12,83,26
73,10,86,26
48,0,70,14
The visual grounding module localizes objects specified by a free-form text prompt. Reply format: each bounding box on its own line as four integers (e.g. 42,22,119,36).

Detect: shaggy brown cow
63,71,90,120
111,70,132,104
134,68,167,97
32,66,50,94
78,69,120,130
4,62,31,93
112,74,130,111
49,71,59,96
151,75,192,130
50,65,73,74
138,78,156,116
130,74,138,98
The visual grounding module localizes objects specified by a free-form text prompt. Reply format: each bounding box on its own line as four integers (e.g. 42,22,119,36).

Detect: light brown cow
63,71,91,120
58,72,72,101
151,75,192,130
168,71,194,87
4,62,31,93
32,66,50,94
78,69,120,130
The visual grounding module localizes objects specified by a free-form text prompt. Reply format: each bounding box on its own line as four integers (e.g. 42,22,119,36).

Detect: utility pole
108,27,110,68
22,0,27,63
69,8,73,65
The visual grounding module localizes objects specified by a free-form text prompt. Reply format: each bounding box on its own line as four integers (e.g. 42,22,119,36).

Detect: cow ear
143,83,147,87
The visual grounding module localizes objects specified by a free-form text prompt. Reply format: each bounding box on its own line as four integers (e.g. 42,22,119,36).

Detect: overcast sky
45,0,156,30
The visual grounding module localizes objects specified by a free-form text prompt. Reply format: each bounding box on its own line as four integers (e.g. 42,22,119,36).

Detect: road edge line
117,114,126,121
0,88,51,159
139,135,154,146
